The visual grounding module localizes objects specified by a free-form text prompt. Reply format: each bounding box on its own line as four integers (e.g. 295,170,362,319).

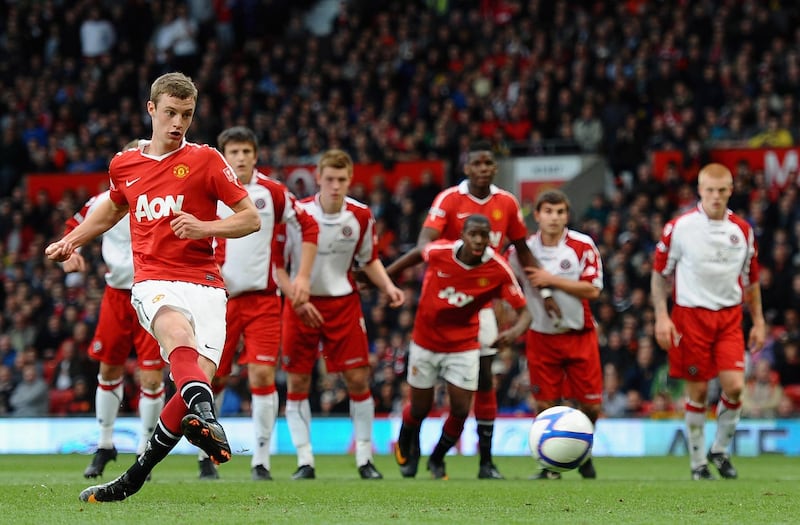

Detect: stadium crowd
1,0,800,420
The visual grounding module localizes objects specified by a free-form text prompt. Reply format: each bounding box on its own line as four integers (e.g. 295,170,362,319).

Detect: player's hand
492,329,518,349
654,315,680,351
45,240,75,262
384,284,405,308
289,275,310,308
295,302,324,328
61,252,87,273
170,211,207,239
524,267,562,319
748,320,766,353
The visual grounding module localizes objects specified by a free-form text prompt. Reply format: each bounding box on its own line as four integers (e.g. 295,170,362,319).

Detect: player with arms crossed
278,149,404,480
509,189,603,479
395,214,531,480
386,141,559,479
209,126,319,481
46,72,262,502
651,163,766,480
60,174,167,480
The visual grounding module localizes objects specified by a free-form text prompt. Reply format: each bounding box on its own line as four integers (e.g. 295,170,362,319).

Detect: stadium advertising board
652,146,800,188
26,160,446,203
2,417,798,457
509,156,582,206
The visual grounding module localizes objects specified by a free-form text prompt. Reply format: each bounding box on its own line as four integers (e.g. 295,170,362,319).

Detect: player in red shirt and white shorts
386,141,560,479
61,187,166,480
652,163,766,480
394,214,531,480
509,189,603,480
47,72,262,502
276,149,404,480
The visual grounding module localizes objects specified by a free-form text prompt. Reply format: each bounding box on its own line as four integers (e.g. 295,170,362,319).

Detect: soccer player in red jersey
394,214,531,479
60,182,166,480
509,190,604,480
46,72,261,502
277,149,404,480
386,141,559,479
208,126,318,481
652,163,766,480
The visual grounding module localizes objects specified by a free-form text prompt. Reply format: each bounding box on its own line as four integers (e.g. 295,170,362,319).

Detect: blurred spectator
65,376,93,415
622,336,660,401
747,115,794,148
80,5,116,60
601,363,627,418
0,364,14,414
774,338,800,387
741,359,784,419
9,363,48,417
572,102,604,153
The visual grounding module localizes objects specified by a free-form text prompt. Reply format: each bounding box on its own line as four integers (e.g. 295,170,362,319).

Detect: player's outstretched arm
45,198,127,262
526,267,601,300
385,226,440,279
512,238,562,319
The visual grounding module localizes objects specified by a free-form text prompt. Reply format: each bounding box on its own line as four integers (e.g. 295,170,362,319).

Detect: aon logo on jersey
438,286,474,307
135,194,184,221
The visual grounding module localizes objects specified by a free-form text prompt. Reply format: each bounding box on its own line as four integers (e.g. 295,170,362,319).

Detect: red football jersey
108,140,249,288
423,180,528,249
412,239,527,352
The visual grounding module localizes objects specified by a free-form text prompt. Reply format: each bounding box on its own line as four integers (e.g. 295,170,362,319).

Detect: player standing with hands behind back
278,149,405,480
46,72,261,502
651,163,765,480
386,141,561,479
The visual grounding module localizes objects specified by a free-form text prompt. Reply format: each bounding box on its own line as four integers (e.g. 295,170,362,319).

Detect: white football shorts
407,341,480,391
131,280,226,366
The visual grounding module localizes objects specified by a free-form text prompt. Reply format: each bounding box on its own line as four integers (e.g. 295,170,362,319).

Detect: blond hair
149,72,198,106
317,149,353,176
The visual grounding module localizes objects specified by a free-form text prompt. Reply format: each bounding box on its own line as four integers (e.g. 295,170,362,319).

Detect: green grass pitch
1,454,798,524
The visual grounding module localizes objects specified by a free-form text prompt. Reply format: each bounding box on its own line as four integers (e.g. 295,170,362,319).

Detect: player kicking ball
395,214,531,479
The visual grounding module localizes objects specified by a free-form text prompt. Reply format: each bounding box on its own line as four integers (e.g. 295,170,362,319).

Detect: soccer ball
528,406,594,472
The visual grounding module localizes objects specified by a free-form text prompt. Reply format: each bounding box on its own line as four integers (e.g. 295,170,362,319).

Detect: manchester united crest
173,164,190,179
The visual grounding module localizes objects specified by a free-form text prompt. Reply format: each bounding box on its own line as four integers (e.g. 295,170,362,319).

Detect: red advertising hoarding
652,147,800,190
26,160,446,204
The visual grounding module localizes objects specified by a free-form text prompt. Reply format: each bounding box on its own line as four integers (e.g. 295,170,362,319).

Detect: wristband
540,288,553,299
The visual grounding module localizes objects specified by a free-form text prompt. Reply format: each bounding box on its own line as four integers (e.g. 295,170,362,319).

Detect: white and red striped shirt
510,229,603,334
653,204,759,310
285,195,376,297
216,171,318,297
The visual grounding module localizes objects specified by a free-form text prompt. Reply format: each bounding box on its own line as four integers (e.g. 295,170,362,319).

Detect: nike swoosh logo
436,271,451,278
203,344,219,351
456,212,472,219
126,178,142,187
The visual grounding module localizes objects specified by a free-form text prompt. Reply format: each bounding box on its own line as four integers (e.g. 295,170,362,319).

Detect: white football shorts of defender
131,280,227,366
407,342,480,391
